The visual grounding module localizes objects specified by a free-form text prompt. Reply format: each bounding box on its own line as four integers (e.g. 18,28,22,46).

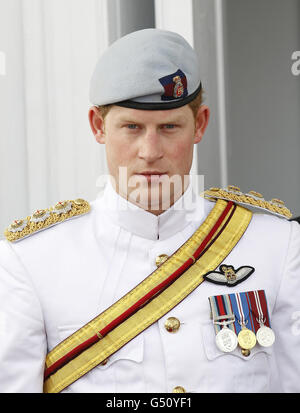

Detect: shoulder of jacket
4,198,91,243
202,185,292,220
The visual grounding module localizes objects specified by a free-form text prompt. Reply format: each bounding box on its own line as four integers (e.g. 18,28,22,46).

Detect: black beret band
116,82,202,111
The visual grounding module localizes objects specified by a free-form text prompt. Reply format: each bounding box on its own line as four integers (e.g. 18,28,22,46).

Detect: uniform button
241,349,251,357
173,386,186,393
164,317,181,333
155,254,169,268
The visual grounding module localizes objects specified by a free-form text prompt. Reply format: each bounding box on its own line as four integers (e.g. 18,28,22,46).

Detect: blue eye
164,124,176,129
127,124,138,129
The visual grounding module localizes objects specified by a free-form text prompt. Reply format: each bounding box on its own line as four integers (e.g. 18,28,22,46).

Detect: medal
248,290,275,347
256,324,275,347
215,320,238,352
210,289,274,354
237,322,257,350
209,295,238,353
229,292,257,351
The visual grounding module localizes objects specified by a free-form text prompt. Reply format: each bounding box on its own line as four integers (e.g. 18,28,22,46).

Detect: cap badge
172,75,184,98
159,69,188,101
203,264,255,287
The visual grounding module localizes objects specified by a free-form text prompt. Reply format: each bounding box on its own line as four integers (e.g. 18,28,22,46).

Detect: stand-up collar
97,179,205,241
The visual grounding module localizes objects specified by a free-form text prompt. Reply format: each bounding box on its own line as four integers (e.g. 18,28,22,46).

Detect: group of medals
209,290,275,356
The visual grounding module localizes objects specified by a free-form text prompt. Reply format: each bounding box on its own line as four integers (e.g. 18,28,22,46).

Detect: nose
138,128,163,163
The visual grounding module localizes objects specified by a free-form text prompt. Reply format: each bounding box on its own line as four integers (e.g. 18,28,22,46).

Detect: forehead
106,104,193,123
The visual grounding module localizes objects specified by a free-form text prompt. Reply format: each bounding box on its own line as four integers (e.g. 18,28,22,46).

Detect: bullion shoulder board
203,185,292,220
4,199,90,242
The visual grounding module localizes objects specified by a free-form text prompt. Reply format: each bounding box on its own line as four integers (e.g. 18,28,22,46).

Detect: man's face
90,104,209,214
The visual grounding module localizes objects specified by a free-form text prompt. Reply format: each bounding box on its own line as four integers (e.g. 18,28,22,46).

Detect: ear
194,105,210,144
88,106,106,144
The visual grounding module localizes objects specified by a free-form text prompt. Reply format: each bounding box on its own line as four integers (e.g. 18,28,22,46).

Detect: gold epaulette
203,185,292,220
4,199,90,243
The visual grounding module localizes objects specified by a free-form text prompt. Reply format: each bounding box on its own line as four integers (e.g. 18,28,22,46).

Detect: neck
113,176,191,216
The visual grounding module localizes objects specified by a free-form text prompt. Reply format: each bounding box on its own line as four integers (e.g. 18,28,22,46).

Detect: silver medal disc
215,327,238,352
256,325,275,347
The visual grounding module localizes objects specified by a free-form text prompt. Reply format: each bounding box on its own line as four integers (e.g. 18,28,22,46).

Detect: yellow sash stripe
44,200,252,393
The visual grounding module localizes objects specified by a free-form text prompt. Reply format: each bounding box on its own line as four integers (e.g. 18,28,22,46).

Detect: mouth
138,171,167,176
135,171,168,183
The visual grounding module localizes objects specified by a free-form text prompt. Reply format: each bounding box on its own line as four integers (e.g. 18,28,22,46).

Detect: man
0,29,300,393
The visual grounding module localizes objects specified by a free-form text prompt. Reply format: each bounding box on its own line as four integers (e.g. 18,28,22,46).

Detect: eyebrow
117,116,187,124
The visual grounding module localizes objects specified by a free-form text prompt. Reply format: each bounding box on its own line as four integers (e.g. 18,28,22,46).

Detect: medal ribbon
209,294,236,334
247,290,271,331
229,292,252,334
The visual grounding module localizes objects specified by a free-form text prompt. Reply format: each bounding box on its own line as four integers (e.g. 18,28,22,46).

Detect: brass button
164,317,180,333
241,348,251,357
99,358,109,366
155,254,169,267
173,386,186,393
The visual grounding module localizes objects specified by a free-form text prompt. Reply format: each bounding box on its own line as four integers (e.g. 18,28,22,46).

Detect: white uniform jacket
0,182,300,393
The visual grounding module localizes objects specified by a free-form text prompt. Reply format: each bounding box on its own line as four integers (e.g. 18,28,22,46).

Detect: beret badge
159,69,188,101
172,75,184,98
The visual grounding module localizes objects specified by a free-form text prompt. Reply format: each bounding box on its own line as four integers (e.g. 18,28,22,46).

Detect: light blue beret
89,28,202,110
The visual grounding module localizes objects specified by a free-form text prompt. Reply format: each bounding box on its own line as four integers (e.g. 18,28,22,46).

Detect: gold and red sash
43,200,252,393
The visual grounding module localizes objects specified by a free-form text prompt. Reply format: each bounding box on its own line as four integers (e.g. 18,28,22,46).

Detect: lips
135,172,168,183
138,171,166,175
